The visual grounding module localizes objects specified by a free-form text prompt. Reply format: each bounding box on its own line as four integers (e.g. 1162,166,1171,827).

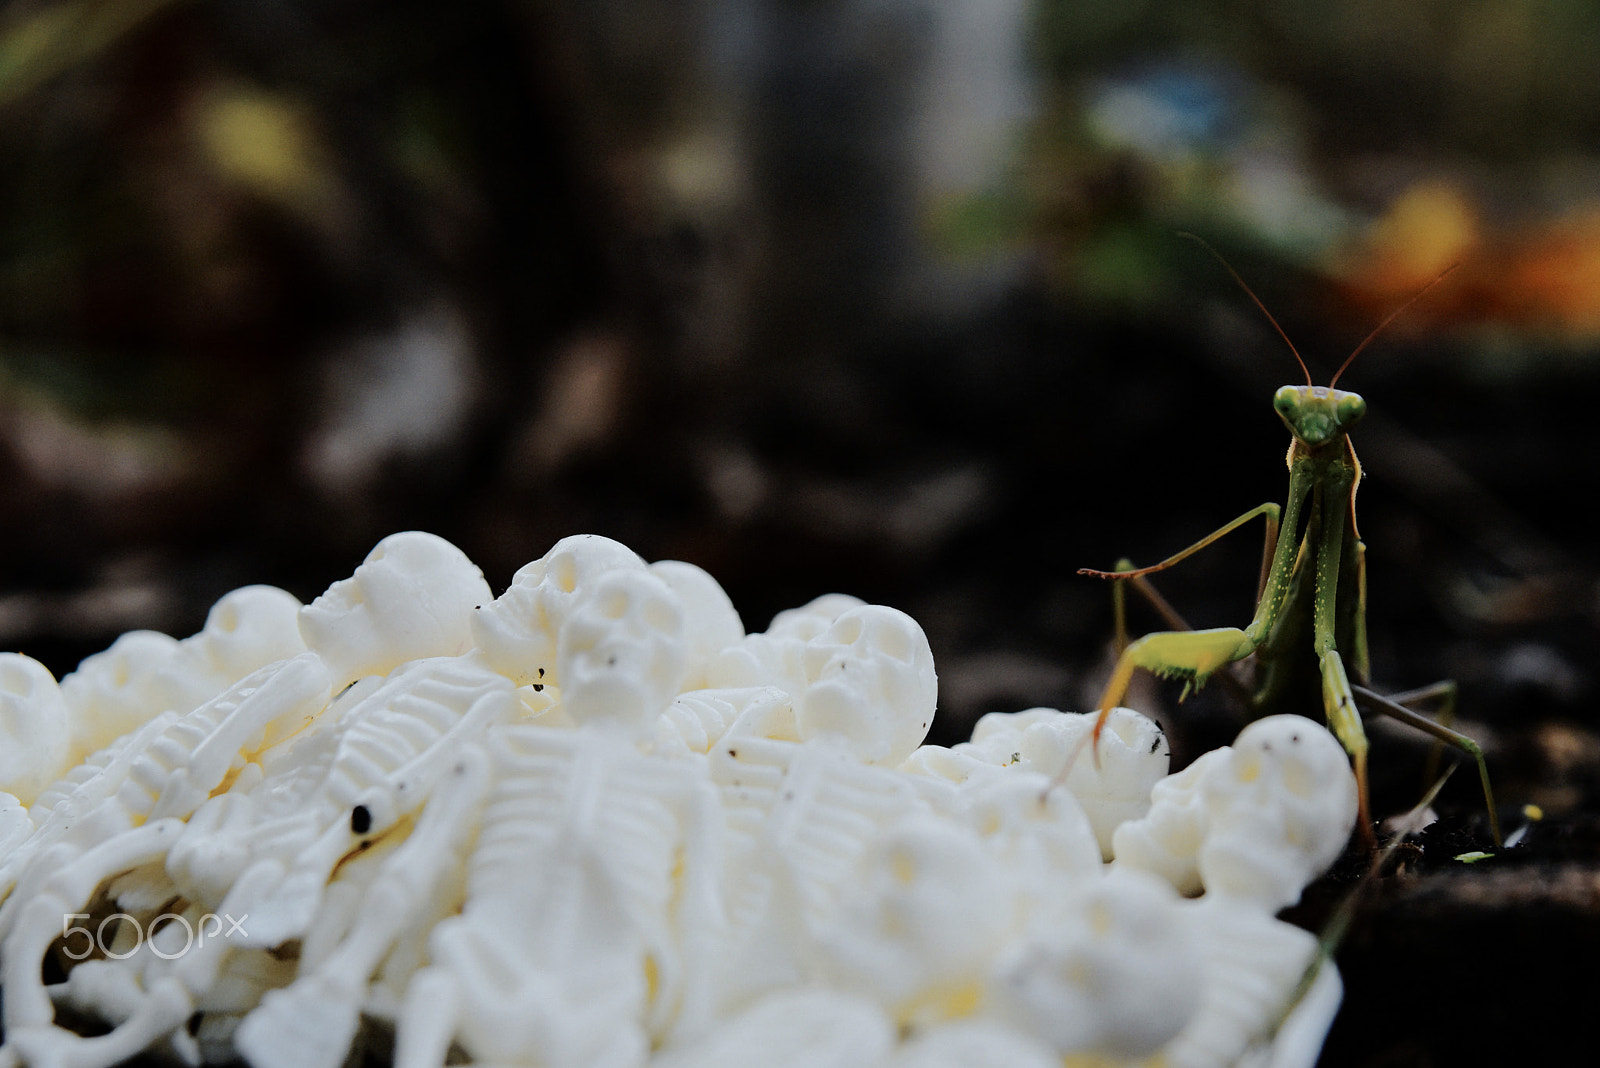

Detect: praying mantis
1079,238,1500,849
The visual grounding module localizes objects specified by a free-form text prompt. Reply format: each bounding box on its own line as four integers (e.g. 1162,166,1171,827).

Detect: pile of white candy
0,532,1358,1068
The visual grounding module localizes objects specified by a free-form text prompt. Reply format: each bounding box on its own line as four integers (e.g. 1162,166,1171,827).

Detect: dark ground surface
3,2,1600,1065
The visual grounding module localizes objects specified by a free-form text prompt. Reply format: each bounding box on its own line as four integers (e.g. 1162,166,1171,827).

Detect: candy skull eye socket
553,554,579,593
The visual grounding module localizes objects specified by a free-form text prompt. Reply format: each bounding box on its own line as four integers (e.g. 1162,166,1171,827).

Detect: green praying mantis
1079,239,1500,849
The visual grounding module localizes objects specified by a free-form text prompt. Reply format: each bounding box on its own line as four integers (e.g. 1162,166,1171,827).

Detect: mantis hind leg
1352,684,1500,845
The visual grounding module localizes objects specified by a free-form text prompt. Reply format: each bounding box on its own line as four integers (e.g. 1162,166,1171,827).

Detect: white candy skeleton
0,531,1359,1068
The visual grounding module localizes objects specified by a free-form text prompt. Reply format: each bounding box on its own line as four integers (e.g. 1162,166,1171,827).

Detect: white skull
958,773,1104,885
160,585,309,711
190,585,307,683
994,867,1201,1058
966,707,1168,860
59,629,186,757
0,653,73,804
767,593,866,642
1197,715,1358,910
796,604,936,766
472,534,646,686
557,568,688,730
299,531,491,686
648,559,744,689
702,593,864,694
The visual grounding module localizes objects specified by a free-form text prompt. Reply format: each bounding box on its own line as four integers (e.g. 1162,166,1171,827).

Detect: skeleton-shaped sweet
0,792,28,856
157,675,404,923
951,772,1104,893
0,653,73,803
651,686,790,758
156,585,309,726
1112,715,1358,911
17,653,329,851
175,947,300,1067
1156,898,1338,1068
648,559,745,690
704,704,928,1020
390,720,723,1068
217,655,517,948
230,747,494,1068
809,814,1017,1028
470,533,647,686
0,654,331,1046
1095,720,1356,1068
557,567,689,729
915,706,1167,859
650,987,895,1068
992,866,1203,1060
14,713,182,882
298,531,492,688
887,1020,1060,1068
0,652,331,924
18,657,520,1068
47,899,294,1068
0,816,187,1050
58,630,187,763
49,588,309,784
703,593,865,695
1194,716,1358,910
795,605,937,768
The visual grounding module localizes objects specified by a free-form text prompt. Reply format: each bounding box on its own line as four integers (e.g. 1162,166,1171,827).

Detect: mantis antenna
1176,231,1312,387
1329,263,1461,387
1177,231,1463,388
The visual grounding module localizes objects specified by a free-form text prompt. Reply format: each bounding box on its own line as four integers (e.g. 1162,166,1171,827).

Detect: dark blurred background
3,1,1599,1061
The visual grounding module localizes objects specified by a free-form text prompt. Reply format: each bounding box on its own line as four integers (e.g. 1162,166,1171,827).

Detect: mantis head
1273,385,1366,447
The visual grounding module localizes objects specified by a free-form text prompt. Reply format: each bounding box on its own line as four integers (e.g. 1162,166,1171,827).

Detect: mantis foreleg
1089,484,1306,723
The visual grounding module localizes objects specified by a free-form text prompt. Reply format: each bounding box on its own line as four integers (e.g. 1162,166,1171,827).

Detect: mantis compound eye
1335,391,1366,427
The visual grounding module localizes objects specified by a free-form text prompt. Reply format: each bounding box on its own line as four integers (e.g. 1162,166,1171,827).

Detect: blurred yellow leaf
194,85,328,207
